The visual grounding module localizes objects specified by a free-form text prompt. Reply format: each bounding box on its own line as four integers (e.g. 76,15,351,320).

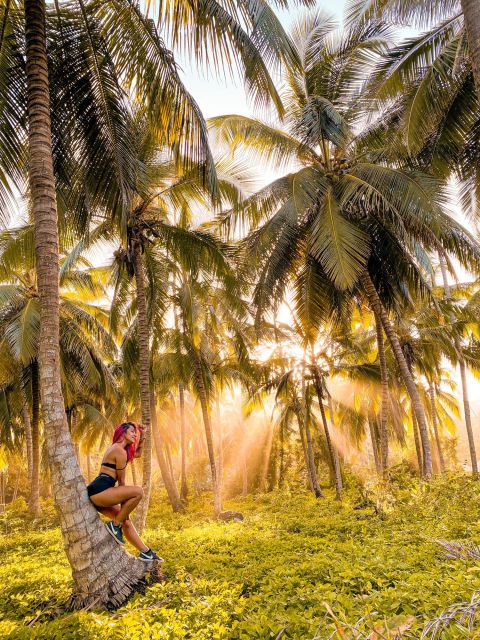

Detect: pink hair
112,422,143,463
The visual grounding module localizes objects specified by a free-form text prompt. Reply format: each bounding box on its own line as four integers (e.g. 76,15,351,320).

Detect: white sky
179,0,347,119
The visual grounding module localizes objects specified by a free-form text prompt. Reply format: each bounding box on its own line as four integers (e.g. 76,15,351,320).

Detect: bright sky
179,0,347,120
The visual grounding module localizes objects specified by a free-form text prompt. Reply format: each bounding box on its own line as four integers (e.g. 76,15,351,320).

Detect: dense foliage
2,477,480,639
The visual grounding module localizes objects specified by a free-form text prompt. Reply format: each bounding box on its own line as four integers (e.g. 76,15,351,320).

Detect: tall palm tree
0,0,299,605
212,12,480,478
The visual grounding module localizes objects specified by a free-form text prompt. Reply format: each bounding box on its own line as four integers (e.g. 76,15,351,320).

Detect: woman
87,422,162,562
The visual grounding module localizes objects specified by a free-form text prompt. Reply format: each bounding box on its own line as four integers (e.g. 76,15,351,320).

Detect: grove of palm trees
3,0,480,637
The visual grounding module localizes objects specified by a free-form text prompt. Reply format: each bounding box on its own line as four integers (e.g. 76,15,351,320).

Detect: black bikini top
101,460,127,471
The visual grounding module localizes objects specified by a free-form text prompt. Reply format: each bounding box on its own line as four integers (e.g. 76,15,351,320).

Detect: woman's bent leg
98,506,148,552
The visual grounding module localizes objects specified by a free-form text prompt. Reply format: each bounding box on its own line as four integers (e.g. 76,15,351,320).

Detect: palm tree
346,0,480,101
0,0,300,605
212,12,480,479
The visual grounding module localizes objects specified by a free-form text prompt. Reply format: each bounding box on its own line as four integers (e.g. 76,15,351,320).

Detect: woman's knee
133,485,144,499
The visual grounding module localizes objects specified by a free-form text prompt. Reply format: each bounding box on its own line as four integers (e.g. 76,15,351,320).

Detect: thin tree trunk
133,249,153,533
29,361,40,514
429,384,445,473
373,309,389,473
194,355,221,514
131,459,138,486
412,412,423,474
361,271,433,478
242,450,248,496
179,383,188,501
150,390,183,512
12,472,20,502
327,394,343,487
461,0,480,95
215,397,224,505
368,416,382,474
312,370,342,499
22,389,33,488
24,0,153,607
439,253,478,475
278,420,285,489
297,410,314,493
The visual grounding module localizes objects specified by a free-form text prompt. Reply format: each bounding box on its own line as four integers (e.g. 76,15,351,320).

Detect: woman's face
124,424,137,444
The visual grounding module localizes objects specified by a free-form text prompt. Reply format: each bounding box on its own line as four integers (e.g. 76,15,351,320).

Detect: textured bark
29,361,40,514
361,272,433,478
462,0,480,95
429,384,445,473
194,355,221,513
150,389,183,512
296,405,322,497
132,249,152,533
368,416,382,474
373,310,389,473
179,383,188,501
312,370,341,499
22,389,33,488
439,253,478,475
24,0,155,605
412,413,423,474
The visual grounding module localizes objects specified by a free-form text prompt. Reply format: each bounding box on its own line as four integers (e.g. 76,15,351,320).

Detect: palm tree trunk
360,271,433,478
439,253,478,475
150,390,183,512
132,249,153,533
179,383,188,501
278,420,285,488
22,389,33,489
194,355,221,514
215,397,224,505
368,416,382,474
429,384,445,473
312,370,342,499
242,450,248,496
24,0,153,607
461,0,480,95
297,412,314,493
296,406,323,497
412,413,423,474
29,360,40,514
373,309,389,473
131,459,138,485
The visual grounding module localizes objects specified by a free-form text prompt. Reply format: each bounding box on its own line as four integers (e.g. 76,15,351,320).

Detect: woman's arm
116,448,128,486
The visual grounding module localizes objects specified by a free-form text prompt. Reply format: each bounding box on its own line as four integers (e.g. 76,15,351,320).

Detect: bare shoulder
113,443,127,460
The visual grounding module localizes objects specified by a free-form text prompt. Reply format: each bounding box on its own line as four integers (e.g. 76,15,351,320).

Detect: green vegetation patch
2,477,480,639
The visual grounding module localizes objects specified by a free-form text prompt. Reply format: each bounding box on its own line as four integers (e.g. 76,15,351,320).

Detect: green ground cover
1,474,480,639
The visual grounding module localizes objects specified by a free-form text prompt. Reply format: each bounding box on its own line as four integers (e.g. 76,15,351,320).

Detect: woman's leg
90,485,144,524
98,506,148,552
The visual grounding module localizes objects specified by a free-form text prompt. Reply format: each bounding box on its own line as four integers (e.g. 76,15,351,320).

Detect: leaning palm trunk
179,383,188,501
373,309,389,474
150,390,183,512
360,272,433,478
133,249,153,533
439,254,478,475
312,369,342,499
429,384,445,473
461,0,480,95
194,355,221,514
24,0,154,607
29,360,40,514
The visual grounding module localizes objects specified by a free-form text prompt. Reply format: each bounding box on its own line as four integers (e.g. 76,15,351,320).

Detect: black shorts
87,473,116,508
